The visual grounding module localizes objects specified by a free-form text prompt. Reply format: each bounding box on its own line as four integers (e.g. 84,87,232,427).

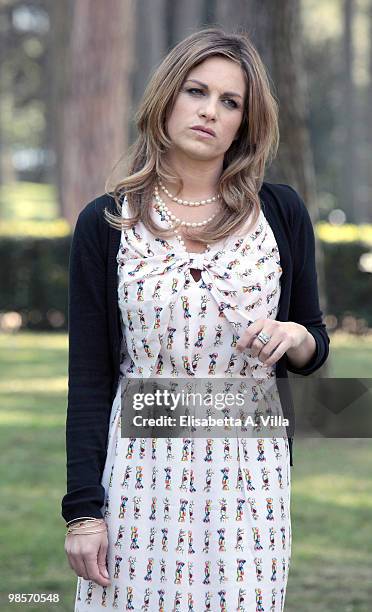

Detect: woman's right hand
64,530,111,587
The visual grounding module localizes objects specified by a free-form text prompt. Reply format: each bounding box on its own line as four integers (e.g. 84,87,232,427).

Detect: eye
185,88,239,109
223,98,239,109
186,87,203,95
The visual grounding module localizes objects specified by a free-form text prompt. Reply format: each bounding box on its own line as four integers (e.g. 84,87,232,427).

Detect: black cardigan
61,182,330,523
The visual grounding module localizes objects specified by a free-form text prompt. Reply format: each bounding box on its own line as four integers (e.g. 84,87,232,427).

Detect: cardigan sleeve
285,188,330,376
61,200,113,523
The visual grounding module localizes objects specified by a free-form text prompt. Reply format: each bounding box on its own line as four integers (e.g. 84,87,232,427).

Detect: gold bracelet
65,518,105,529
66,516,101,527
66,521,106,532
66,522,107,535
66,524,106,535
65,526,107,536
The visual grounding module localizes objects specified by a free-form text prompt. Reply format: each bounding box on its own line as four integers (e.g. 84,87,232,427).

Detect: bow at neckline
118,249,267,378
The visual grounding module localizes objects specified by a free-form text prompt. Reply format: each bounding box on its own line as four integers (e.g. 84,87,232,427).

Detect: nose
199,96,218,120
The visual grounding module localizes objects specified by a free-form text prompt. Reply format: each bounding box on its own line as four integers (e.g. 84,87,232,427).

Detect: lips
191,125,216,137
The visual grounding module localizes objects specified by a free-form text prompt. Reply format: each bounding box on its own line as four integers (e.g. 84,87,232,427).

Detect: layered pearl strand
154,184,218,227
153,183,219,252
158,178,221,206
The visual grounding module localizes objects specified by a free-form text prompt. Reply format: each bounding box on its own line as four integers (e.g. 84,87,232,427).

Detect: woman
63,28,330,611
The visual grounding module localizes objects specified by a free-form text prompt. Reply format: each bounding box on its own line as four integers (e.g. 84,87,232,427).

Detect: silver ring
257,331,271,345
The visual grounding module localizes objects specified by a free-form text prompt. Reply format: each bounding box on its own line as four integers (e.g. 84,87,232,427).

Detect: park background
0,0,372,610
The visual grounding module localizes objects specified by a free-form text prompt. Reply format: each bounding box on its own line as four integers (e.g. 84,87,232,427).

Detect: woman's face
166,56,246,163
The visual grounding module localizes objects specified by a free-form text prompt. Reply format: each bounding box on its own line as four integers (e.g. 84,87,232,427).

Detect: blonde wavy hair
104,27,279,246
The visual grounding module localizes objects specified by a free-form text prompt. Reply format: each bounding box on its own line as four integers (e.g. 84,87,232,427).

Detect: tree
48,0,74,216
61,0,135,225
342,0,356,222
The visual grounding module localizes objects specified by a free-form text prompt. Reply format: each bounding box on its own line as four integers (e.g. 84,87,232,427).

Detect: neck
162,151,223,198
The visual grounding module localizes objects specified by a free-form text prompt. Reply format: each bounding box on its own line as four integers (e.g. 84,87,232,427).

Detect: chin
187,141,220,156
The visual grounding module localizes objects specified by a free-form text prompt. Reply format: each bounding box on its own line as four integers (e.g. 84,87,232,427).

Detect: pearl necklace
154,185,218,227
158,178,220,206
153,185,213,251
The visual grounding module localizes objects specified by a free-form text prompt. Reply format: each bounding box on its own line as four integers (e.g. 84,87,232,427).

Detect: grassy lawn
0,331,371,611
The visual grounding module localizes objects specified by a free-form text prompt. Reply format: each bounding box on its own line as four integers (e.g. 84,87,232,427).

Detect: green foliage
0,235,70,330
323,241,372,325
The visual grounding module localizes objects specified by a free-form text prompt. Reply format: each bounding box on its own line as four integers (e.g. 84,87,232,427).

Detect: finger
236,320,265,350
260,332,292,365
250,324,286,358
97,544,110,581
66,539,90,580
84,552,110,587
72,556,90,581
262,339,291,367
250,334,280,359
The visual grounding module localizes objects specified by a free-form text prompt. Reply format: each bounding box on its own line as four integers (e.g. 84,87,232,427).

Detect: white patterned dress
74,196,292,612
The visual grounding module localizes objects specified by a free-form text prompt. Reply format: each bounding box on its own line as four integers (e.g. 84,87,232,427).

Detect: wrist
286,328,316,368
65,517,107,536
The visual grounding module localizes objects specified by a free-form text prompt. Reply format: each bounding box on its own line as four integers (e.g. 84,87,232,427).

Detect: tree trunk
48,0,74,217
61,0,135,226
366,0,372,222
342,0,356,222
130,0,168,144
169,0,205,46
